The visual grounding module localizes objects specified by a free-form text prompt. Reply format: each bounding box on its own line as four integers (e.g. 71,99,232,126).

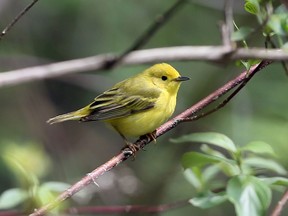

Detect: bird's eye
161,76,168,81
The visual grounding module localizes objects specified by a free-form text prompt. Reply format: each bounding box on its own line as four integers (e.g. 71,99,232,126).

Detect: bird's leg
119,133,140,158
140,130,157,144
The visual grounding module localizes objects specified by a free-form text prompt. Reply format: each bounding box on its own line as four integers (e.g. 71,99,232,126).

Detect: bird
47,63,189,152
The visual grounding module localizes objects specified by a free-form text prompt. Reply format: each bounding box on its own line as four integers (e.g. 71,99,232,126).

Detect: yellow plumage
47,63,189,149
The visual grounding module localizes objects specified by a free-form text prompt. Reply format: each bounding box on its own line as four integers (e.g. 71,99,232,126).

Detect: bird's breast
107,92,177,138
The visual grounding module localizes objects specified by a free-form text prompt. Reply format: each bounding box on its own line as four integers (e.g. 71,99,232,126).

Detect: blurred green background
0,0,287,215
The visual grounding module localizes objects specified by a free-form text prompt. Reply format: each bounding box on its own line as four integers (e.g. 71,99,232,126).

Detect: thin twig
29,153,128,216
0,0,40,41
104,0,187,68
29,60,273,216
67,200,189,214
265,34,288,75
0,200,189,215
271,189,288,216
221,0,234,48
180,60,271,122
0,211,24,216
0,46,286,88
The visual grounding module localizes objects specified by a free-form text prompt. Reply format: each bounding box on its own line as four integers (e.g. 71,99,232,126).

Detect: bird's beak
174,76,190,82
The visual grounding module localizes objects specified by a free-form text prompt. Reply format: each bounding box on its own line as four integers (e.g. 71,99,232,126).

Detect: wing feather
80,85,160,121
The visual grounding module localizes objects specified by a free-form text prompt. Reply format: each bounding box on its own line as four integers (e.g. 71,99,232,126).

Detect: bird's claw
140,131,157,143
122,143,141,160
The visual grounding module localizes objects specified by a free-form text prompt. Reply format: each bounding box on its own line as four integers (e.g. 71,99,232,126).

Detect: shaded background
0,0,287,215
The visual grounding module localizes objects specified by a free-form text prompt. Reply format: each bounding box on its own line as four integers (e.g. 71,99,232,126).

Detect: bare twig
271,190,288,216
0,46,286,88
265,34,288,75
104,0,187,68
221,0,234,48
67,200,189,214
29,153,128,216
180,60,271,122
29,60,272,216
0,200,189,215
0,211,24,216
0,0,40,41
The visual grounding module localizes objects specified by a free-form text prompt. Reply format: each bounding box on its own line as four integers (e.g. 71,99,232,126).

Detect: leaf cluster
171,132,288,216
233,0,288,71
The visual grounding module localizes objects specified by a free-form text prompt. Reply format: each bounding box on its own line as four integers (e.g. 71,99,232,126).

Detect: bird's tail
47,106,91,124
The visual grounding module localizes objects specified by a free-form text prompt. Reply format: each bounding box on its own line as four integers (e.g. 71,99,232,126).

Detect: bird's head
144,63,189,94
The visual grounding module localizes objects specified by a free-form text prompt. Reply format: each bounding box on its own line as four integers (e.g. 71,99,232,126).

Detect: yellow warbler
47,63,189,151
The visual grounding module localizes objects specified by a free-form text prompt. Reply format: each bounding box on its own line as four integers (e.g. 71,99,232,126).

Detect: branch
0,200,189,215
221,0,234,48
0,0,40,41
0,46,286,88
177,63,264,123
67,200,188,214
271,190,288,216
29,60,272,216
105,0,187,68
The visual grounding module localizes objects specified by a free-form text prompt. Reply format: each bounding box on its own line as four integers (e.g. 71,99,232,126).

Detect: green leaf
227,175,271,216
41,182,71,192
218,161,241,177
268,14,287,36
244,0,260,15
231,27,253,41
36,184,69,212
240,60,252,71
184,168,203,190
0,188,28,209
200,145,240,176
201,144,227,158
182,152,239,177
171,132,237,153
243,157,287,175
181,152,231,169
202,164,221,183
282,42,288,50
260,177,288,187
239,59,261,71
241,141,276,156
190,191,228,209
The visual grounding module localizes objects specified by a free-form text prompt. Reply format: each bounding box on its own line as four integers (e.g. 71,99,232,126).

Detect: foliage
233,0,288,71
237,0,288,46
0,142,72,212
171,132,288,216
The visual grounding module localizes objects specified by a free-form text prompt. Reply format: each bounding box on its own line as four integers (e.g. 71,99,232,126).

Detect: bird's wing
81,85,160,121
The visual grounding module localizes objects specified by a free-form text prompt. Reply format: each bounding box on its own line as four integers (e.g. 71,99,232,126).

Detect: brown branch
221,0,234,48
271,189,288,216
0,0,40,41
0,211,24,216
179,60,271,122
29,154,127,216
0,200,189,215
104,0,187,68
0,46,285,88
67,200,189,214
29,60,272,216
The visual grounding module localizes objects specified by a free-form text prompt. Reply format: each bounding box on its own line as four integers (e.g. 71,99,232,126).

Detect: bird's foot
121,142,141,159
140,131,157,144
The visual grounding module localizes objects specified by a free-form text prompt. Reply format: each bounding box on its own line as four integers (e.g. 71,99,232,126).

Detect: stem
0,0,40,41
0,46,284,88
104,0,187,68
67,200,189,214
271,190,288,216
